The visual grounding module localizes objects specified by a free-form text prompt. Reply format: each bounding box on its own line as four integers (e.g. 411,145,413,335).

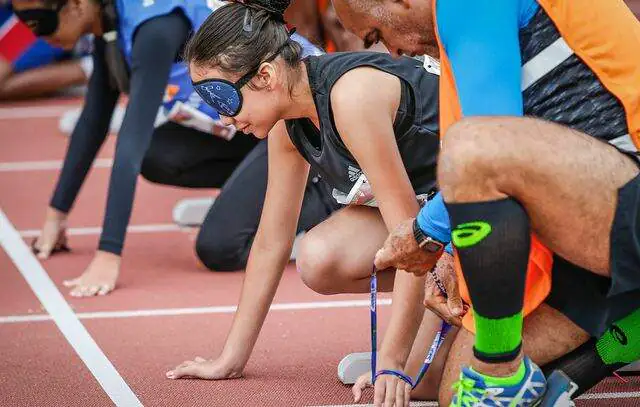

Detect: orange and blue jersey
419,0,640,331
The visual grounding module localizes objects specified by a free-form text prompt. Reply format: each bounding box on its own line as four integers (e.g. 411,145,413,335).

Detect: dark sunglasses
14,1,66,37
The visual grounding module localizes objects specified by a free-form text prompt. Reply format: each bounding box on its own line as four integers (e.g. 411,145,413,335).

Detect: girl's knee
296,233,339,295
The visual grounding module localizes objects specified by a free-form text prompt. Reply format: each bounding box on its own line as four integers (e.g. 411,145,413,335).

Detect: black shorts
546,255,640,338
609,156,640,297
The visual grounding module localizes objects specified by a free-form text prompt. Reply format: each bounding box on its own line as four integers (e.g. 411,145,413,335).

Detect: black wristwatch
413,218,445,254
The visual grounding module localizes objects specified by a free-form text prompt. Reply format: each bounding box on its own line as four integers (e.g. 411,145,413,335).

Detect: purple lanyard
370,266,451,388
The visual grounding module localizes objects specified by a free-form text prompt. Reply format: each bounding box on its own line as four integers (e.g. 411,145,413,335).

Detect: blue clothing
116,0,214,65
13,39,65,72
117,0,217,119
418,0,539,245
435,0,538,116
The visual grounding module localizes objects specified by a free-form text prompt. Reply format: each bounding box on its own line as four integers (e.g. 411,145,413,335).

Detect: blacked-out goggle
14,1,66,37
192,29,296,118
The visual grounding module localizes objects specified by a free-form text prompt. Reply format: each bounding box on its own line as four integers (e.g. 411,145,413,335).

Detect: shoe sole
338,352,371,385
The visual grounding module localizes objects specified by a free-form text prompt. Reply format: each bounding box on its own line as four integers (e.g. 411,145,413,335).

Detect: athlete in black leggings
15,0,335,297
141,126,338,271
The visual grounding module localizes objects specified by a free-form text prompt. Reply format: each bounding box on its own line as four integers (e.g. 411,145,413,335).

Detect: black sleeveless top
285,52,440,205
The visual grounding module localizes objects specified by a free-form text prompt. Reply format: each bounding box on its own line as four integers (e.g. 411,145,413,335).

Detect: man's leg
439,116,639,381
438,304,590,405
544,307,640,397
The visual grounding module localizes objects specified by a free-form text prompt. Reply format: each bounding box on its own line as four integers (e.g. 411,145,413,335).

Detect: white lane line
0,299,393,324
578,391,640,400
0,105,77,120
0,158,113,172
0,209,143,406
19,223,180,238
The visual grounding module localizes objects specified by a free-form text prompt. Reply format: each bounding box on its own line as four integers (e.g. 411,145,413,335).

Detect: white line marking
19,223,180,238
0,105,77,120
0,209,143,406
578,391,640,400
0,299,393,324
0,158,113,172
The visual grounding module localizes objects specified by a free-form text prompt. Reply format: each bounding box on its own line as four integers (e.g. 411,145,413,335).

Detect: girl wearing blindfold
13,0,335,299
167,0,445,389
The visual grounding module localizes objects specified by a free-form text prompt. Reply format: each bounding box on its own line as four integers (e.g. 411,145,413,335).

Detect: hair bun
247,0,291,18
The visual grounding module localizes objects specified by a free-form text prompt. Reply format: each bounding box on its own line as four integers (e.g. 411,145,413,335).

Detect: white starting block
58,104,129,135
172,197,216,227
618,361,640,373
338,352,372,385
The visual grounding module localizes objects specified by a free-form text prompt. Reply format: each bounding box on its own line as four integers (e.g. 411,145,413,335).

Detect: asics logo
451,221,492,248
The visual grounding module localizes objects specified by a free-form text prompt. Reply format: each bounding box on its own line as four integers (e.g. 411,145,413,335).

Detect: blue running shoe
450,356,547,406
539,370,578,407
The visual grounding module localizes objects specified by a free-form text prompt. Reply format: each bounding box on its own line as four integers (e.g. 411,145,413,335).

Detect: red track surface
2,99,639,406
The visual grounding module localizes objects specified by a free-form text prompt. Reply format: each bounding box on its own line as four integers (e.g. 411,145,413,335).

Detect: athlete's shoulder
330,64,400,121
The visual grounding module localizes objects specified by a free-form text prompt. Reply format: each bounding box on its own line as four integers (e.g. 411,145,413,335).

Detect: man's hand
424,252,466,326
374,218,440,276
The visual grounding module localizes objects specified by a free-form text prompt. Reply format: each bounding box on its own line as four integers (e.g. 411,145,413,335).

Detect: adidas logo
348,165,362,182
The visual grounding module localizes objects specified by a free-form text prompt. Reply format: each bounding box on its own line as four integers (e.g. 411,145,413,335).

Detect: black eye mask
14,3,64,37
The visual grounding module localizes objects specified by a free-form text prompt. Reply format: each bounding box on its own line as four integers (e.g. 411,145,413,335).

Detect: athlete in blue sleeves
333,0,640,405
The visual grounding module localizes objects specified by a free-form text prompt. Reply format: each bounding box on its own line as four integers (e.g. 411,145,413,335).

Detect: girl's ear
257,61,277,89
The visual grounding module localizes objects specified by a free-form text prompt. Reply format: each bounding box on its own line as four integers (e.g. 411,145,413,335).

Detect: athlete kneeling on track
352,197,640,406
168,0,444,391
165,4,640,407
12,0,337,294
331,0,640,404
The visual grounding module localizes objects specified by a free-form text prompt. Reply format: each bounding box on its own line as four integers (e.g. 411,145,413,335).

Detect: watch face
424,240,443,254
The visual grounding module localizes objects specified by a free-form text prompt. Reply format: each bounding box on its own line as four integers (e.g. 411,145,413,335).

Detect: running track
1,98,639,406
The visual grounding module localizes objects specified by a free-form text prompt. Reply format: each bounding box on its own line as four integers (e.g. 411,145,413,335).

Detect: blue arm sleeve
436,0,526,116
416,193,451,244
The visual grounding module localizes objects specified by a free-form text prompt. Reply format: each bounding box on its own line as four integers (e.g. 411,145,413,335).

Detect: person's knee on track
194,225,252,272
140,150,181,185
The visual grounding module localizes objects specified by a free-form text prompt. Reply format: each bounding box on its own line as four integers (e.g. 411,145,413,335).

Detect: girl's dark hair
184,0,303,89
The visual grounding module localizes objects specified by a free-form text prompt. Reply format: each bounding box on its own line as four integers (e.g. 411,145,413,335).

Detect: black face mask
14,2,65,37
